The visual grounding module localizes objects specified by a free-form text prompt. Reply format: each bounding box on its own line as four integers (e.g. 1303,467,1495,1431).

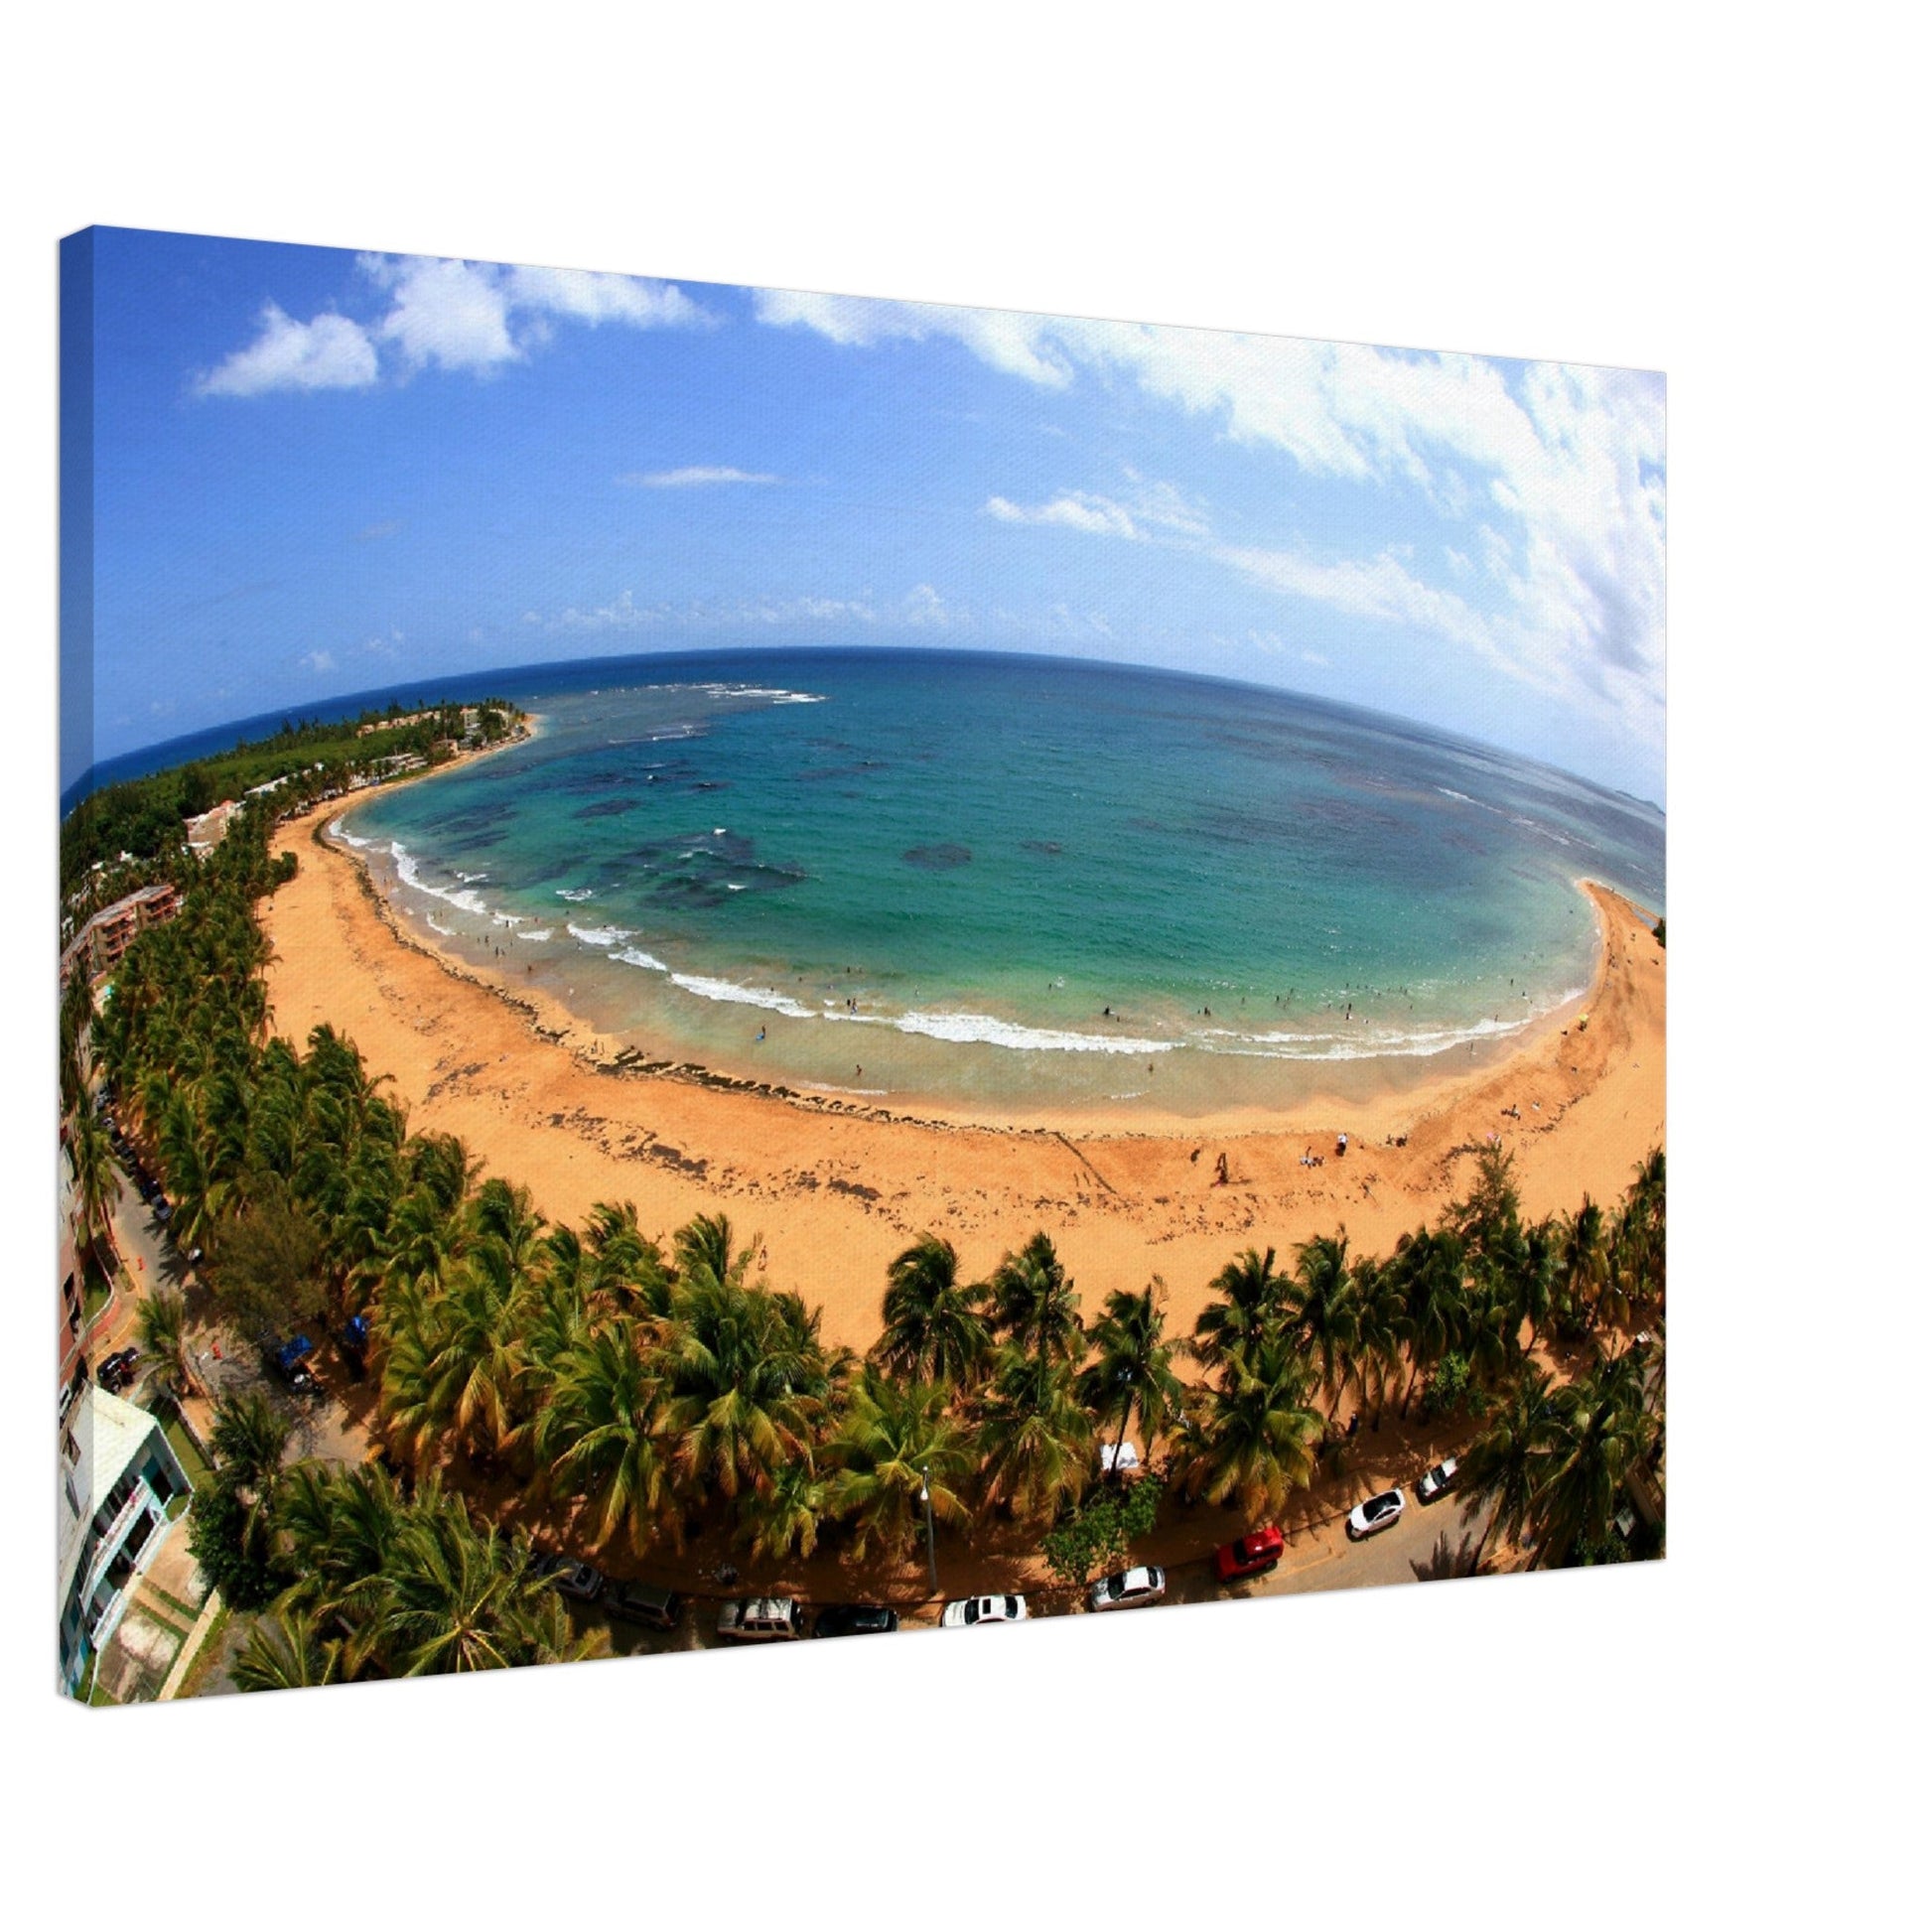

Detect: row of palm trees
93,797,1666,1641
235,1456,604,1689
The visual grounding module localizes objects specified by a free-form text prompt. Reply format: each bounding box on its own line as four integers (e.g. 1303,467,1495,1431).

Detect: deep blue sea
336,648,1665,1118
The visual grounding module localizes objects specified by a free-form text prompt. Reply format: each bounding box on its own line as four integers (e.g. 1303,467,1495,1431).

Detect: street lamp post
919,1464,938,1597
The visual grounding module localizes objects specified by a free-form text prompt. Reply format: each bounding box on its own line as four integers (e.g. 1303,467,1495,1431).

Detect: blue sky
64,226,1666,802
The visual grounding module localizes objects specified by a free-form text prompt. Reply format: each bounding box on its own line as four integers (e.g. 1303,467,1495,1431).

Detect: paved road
577,1483,1499,1662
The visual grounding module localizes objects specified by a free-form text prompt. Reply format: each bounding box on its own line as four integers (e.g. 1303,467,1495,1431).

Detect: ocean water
336,649,1665,1118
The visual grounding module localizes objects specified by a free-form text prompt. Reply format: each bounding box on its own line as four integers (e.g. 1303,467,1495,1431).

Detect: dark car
812,1603,900,1639
1214,1525,1286,1582
606,1581,684,1630
267,1334,323,1396
532,1551,605,1603
96,1346,140,1394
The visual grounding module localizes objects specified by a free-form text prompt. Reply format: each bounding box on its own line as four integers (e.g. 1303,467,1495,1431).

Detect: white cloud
984,472,1209,543
1217,543,1499,662
195,304,379,398
754,288,1074,387
300,649,338,674
760,291,1666,766
618,467,780,488
201,255,712,398
503,264,706,330
986,491,1138,538
364,255,517,374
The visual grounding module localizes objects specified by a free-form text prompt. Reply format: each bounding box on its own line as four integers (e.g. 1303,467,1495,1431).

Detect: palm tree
531,1322,676,1552
1172,1329,1324,1515
1346,1254,1409,1422
135,1286,201,1400
1528,1348,1655,1567
1076,1281,1185,1468
975,1348,1094,1520
658,1273,826,1500
1190,1246,1294,1369
232,1598,342,1694
673,1210,754,1288
874,1232,992,1388
275,1459,406,1629
1456,1363,1561,1571
355,1494,597,1676
737,1458,830,1565
828,1371,975,1560
1393,1226,1466,1412
209,1389,294,1555
1287,1233,1360,1417
987,1230,1082,1370
1555,1198,1610,1335
66,1105,121,1280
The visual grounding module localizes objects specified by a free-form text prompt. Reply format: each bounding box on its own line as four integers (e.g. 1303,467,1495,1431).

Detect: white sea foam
330,819,374,849
391,842,491,916
614,947,670,973
556,888,597,901
567,923,632,947
893,1011,1175,1055
515,927,555,942
668,974,820,1020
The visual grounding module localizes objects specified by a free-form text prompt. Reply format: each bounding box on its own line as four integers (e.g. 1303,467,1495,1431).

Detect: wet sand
264,789,1665,1356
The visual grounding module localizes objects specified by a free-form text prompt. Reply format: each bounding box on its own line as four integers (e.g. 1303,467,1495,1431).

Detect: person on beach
756,1027,765,1042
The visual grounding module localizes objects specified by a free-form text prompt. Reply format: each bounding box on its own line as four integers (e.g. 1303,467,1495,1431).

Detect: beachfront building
58,1385,192,1696
58,881,181,989
185,798,240,857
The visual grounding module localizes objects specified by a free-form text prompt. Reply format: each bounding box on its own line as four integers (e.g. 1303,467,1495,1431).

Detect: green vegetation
1653,914,1666,948
91,781,1666,1688
61,696,522,905
1041,1473,1166,1589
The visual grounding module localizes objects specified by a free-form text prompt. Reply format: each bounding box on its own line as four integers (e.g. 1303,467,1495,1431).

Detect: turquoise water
337,649,1665,1118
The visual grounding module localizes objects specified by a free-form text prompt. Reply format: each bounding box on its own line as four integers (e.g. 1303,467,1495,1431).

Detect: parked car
1417,1456,1458,1504
1214,1525,1286,1582
606,1581,684,1630
339,1313,370,1381
812,1603,900,1639
266,1334,322,1396
1097,1440,1141,1476
940,1594,1030,1628
1347,1488,1406,1539
1090,1565,1166,1612
531,1551,606,1602
96,1346,140,1394
716,1597,806,1642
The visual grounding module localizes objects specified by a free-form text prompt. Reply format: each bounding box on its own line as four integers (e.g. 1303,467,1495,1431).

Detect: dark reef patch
902,842,972,871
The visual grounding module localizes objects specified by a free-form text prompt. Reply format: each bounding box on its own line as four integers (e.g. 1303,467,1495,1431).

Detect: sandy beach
262,787,1665,1357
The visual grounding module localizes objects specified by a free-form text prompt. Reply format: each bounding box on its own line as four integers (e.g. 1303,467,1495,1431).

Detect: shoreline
265,769,1664,1354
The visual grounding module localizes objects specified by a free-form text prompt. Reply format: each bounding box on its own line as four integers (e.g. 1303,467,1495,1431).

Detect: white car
1089,1565,1166,1612
715,1596,806,1642
1097,1441,1141,1475
1346,1488,1406,1540
1417,1456,1458,1504
940,1593,1030,1628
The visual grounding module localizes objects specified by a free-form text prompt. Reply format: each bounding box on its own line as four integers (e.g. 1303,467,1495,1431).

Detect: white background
2,6,1921,1924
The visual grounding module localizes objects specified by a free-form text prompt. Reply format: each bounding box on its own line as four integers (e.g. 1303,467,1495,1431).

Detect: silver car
1089,1565,1167,1611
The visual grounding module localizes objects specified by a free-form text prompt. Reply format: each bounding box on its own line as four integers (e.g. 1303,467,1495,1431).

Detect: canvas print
58,226,1665,1704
